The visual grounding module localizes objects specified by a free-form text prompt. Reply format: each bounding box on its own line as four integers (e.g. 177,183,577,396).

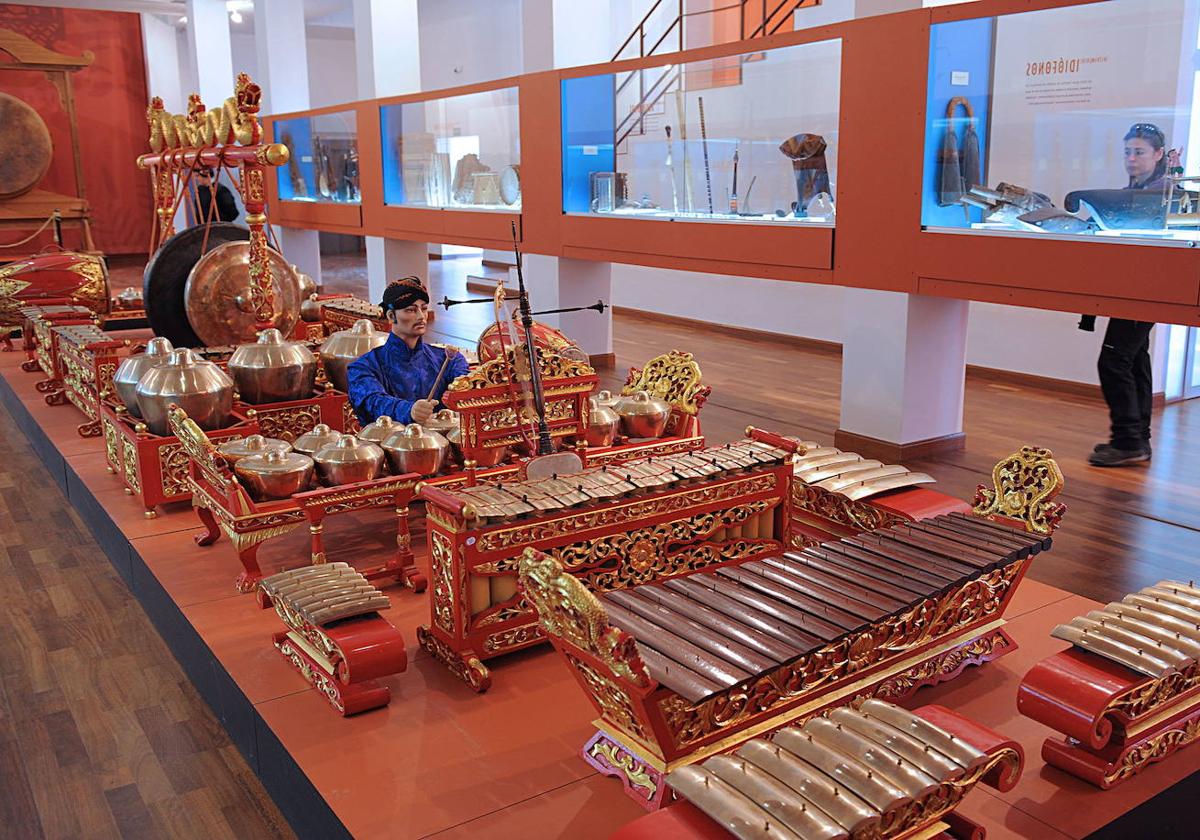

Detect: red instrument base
273,632,391,716
1020,646,1200,789
1040,695,1200,789
585,625,1019,809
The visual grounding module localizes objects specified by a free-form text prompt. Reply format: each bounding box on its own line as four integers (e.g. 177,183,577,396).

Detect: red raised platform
1,347,1197,839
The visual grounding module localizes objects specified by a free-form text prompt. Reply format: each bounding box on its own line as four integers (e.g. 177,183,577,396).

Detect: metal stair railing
611,0,811,152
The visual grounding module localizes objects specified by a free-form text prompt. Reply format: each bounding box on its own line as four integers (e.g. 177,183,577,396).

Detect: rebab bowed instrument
439,222,606,472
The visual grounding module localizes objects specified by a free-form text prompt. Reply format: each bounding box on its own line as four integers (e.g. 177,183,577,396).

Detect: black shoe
1088,446,1150,467
1094,441,1152,458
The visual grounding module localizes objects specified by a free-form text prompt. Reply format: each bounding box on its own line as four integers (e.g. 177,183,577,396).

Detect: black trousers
1097,318,1154,450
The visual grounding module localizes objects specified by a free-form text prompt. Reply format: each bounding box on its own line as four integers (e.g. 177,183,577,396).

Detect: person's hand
411,399,435,425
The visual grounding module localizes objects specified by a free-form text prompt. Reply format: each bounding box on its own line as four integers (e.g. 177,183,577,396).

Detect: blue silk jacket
346,334,470,425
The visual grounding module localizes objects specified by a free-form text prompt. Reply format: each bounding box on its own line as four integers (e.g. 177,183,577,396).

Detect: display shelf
369,78,522,249
552,33,840,276
266,104,365,233
255,0,1198,324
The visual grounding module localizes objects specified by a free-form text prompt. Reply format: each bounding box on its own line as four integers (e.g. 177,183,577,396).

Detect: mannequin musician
346,277,469,425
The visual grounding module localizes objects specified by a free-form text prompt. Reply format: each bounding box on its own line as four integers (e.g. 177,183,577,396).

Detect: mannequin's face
1124,137,1163,181
389,301,429,345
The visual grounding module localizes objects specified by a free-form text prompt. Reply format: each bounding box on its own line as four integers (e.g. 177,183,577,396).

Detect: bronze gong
143,223,251,347
0,93,54,200
184,240,301,346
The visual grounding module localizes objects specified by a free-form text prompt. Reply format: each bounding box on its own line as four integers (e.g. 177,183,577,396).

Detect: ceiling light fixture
230,10,242,23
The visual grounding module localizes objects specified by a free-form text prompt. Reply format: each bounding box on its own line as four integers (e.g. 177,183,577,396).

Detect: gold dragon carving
147,73,264,151
972,445,1066,535
517,550,652,688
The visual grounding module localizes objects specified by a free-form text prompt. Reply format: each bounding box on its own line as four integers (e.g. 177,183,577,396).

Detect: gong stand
0,27,95,256
136,73,290,332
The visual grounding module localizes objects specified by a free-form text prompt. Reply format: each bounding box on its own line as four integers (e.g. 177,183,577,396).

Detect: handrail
610,0,809,154
614,65,681,149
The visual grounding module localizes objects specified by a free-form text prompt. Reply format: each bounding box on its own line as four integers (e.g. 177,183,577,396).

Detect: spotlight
230,10,242,23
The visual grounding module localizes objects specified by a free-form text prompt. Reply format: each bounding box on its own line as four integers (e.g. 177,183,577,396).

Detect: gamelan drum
0,93,53,200
476,318,588,364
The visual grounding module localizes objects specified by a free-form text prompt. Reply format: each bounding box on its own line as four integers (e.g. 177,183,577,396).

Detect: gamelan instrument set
417,430,797,692
616,699,1024,840
517,445,1065,807
16,65,1184,838
259,562,407,716
1019,579,1200,788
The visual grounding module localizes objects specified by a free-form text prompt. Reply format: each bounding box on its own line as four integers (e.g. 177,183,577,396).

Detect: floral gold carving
448,348,594,391
587,737,658,799
478,474,777,553
622,350,710,415
1104,717,1200,786
972,445,1066,535
792,482,908,533
430,531,455,634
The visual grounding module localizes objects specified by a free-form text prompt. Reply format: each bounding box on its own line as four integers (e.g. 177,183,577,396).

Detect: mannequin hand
411,399,435,425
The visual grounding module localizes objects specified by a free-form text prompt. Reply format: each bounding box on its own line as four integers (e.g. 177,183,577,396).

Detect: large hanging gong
184,241,300,346
143,223,251,346
0,93,54,200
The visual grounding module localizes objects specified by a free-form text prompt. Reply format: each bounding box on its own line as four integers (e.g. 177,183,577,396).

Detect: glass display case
922,0,1200,243
275,109,360,204
380,87,520,211
561,38,841,224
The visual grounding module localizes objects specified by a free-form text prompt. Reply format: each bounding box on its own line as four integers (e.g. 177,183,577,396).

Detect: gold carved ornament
447,348,595,392
867,745,1022,838
147,73,264,151
792,482,909,533
477,473,778,554
972,445,1066,535
588,737,658,799
165,406,240,499
622,350,710,415
516,550,651,688
656,561,1024,750
1104,717,1200,786
1103,663,1200,724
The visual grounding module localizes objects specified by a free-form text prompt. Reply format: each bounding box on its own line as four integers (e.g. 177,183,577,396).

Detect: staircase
612,0,815,155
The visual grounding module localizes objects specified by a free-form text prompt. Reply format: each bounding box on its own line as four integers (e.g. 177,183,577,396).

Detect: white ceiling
9,0,354,28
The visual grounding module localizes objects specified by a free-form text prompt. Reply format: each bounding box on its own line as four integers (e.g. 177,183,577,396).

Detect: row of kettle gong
110,318,386,437
222,420,456,500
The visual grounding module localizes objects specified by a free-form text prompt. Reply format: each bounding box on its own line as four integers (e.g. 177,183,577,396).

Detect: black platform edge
0,374,351,840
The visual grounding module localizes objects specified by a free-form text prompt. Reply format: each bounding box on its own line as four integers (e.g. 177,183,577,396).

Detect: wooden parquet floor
0,404,294,839
8,253,1200,838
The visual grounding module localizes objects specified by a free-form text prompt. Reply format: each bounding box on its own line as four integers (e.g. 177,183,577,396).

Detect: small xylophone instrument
1020,579,1200,788
519,446,1065,808
645,700,1023,840
789,443,970,546
259,562,407,716
417,430,797,692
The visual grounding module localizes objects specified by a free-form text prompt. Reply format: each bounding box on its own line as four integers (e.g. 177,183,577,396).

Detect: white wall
230,30,258,79
417,0,523,89
609,264,1168,387
307,30,359,108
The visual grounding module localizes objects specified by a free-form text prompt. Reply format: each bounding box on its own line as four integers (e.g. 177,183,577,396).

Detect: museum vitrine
921,0,1200,243
274,109,360,204
380,86,521,211
561,37,842,225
